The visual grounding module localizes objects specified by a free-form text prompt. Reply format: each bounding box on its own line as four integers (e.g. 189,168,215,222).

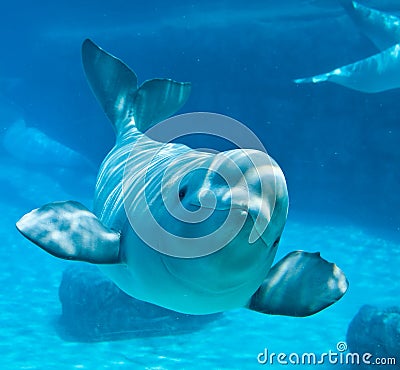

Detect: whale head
121,145,288,311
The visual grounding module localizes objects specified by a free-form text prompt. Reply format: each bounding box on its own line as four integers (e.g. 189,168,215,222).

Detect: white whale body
16,39,348,316
294,1,400,93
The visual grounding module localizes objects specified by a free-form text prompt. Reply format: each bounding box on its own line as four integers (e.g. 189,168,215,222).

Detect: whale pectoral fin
16,201,121,264
248,251,348,317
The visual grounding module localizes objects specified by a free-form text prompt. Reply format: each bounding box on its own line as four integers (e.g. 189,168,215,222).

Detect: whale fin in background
294,43,400,93
339,0,400,50
294,1,400,93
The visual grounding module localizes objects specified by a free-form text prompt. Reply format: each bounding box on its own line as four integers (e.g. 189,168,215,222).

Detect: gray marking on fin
16,201,121,264
248,251,348,317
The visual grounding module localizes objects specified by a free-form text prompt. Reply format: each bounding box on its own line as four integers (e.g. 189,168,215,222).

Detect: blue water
1,1,400,369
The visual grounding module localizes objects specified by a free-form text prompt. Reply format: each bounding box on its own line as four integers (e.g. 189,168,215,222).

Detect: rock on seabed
58,265,222,342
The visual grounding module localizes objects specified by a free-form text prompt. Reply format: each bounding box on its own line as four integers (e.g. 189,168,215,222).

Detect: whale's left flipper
248,251,348,317
16,201,121,264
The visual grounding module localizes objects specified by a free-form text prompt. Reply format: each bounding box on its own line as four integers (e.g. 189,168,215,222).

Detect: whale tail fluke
81,39,191,137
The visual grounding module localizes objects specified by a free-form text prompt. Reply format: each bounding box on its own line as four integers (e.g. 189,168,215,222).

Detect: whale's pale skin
16,39,348,316
294,1,400,93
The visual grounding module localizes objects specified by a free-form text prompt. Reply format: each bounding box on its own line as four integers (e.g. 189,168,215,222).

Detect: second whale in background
294,0,400,93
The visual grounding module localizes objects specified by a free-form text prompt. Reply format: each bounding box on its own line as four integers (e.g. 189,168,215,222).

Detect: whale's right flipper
248,251,348,317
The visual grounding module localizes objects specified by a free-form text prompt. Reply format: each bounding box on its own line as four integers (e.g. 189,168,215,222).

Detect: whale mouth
161,257,251,296
185,203,275,249
159,214,271,296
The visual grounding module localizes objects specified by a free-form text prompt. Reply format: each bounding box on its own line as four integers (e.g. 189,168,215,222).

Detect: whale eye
179,186,187,200
272,237,281,248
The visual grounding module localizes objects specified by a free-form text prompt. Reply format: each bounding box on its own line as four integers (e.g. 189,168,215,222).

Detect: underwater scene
1,0,399,369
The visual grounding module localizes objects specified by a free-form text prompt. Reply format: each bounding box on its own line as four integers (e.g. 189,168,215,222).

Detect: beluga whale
16,39,348,316
294,0,400,93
